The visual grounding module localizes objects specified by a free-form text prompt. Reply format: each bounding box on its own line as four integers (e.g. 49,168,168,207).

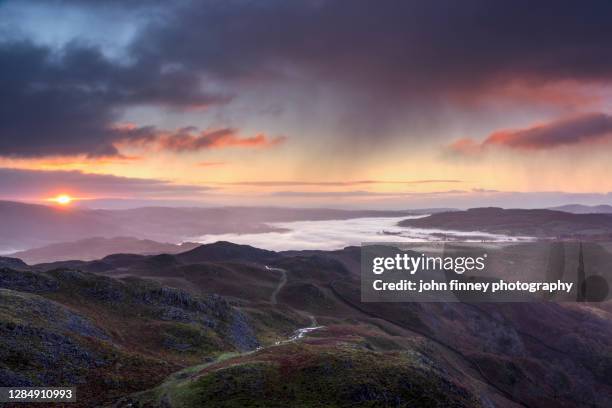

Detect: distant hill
177,241,277,264
398,207,612,237
548,204,612,214
0,200,117,252
0,200,432,252
10,237,201,264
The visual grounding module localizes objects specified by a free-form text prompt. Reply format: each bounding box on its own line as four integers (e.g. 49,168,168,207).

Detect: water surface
192,216,528,251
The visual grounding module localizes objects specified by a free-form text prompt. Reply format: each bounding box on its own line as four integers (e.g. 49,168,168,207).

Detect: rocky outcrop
0,267,58,292
0,257,29,270
228,309,260,351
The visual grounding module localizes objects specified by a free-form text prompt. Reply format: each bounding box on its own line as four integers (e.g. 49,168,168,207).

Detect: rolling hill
10,237,201,264
548,204,612,214
398,207,612,238
1,241,609,406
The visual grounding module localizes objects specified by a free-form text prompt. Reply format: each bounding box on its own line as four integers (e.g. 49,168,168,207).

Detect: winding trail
266,265,287,305
260,263,532,406
264,265,323,344
274,320,323,346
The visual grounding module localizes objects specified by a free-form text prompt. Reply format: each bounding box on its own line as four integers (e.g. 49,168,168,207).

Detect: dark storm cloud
0,40,228,157
0,167,212,198
4,0,612,157
136,0,612,95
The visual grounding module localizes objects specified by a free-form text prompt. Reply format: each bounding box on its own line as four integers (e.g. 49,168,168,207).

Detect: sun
52,194,73,205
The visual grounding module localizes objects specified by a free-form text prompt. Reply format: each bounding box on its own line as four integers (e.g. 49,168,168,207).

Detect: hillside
0,256,29,270
10,237,201,264
0,266,292,406
549,204,612,214
118,331,482,408
2,242,612,406
21,242,612,406
398,207,612,238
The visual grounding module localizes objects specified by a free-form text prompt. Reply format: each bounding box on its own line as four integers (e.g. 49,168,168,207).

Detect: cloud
472,188,500,193
4,1,612,158
0,39,230,158
197,161,227,167
258,190,612,211
220,180,462,187
113,125,286,152
446,138,485,156
271,190,468,198
134,1,612,103
271,191,397,198
448,113,612,154
0,167,211,199
484,113,612,149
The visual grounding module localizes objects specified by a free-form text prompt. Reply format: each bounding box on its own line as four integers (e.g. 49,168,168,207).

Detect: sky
2,0,612,209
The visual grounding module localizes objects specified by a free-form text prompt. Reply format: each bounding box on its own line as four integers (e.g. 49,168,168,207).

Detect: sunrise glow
0,1,611,208
51,194,73,205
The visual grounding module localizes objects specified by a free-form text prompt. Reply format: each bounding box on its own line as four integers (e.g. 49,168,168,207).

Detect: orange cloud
456,79,604,110
0,154,141,173
446,138,483,156
447,112,612,155
220,179,462,187
113,125,286,153
197,161,227,167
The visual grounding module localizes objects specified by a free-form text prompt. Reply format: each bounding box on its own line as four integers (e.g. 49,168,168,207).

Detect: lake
192,215,528,251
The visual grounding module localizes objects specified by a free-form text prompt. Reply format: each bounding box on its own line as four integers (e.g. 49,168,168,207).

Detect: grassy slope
0,267,302,407
120,325,482,408
3,242,612,407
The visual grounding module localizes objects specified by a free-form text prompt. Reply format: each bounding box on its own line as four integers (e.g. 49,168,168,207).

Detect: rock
228,310,260,351
0,268,58,292
0,257,29,270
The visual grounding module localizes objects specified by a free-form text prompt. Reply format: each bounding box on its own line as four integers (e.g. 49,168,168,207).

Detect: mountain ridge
10,237,201,264
548,204,612,214
398,207,612,238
